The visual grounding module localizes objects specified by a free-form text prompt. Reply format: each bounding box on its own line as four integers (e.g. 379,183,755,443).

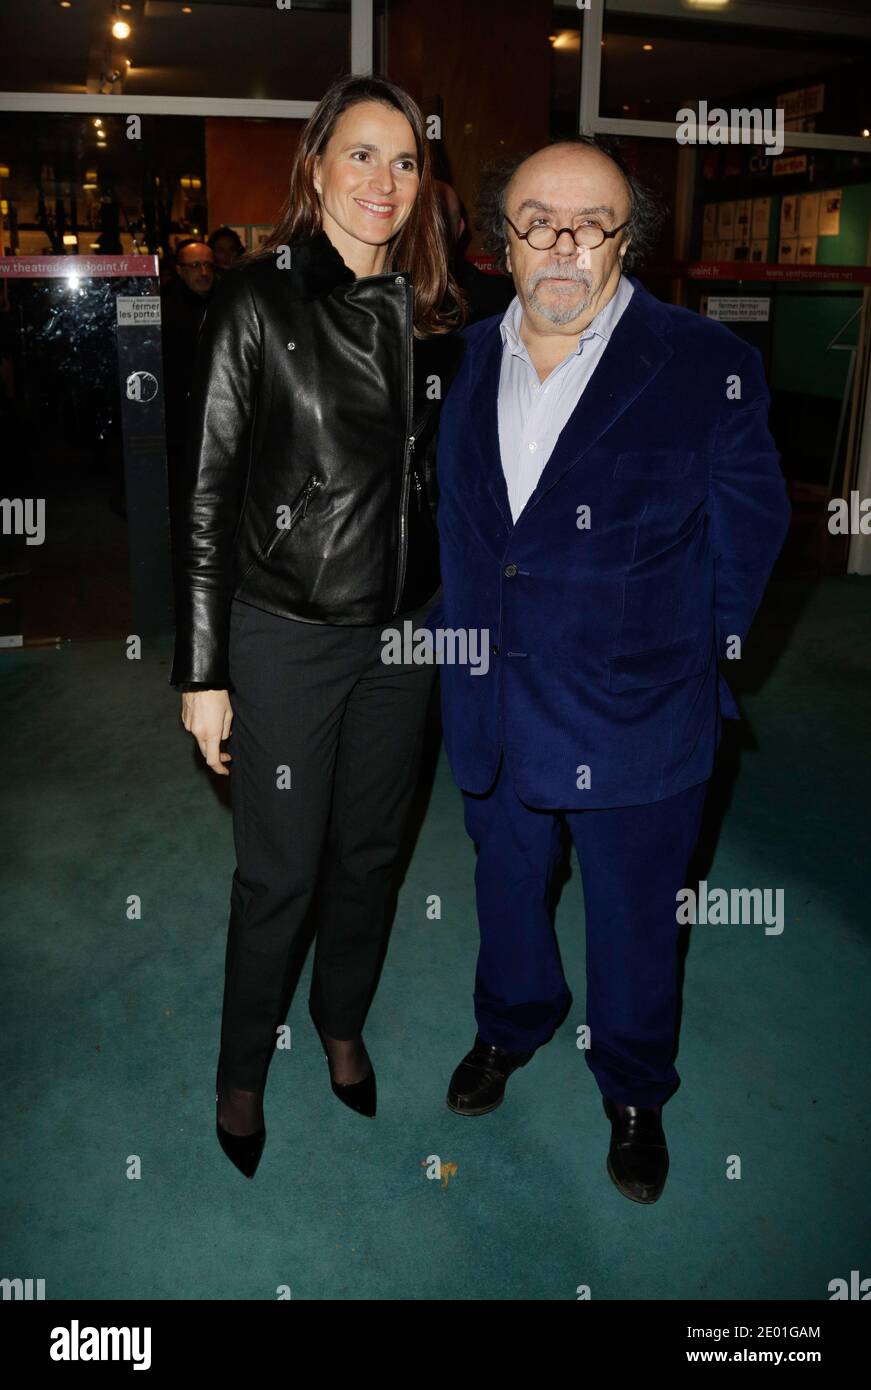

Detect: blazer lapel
467,320,513,529
519,283,674,517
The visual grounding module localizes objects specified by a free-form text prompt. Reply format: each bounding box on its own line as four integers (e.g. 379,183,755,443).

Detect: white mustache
528,264,592,291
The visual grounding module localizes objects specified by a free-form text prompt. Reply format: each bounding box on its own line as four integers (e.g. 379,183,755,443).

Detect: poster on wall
751,197,771,239
226,224,275,251
716,240,735,261
750,239,769,263
735,200,752,245
717,202,736,237
818,191,842,237
703,204,718,239
798,193,821,238
701,240,716,260
780,196,798,238
798,237,818,265
778,238,798,264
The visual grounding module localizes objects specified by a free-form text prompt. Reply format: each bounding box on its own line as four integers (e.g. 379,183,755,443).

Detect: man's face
503,146,631,329
212,236,240,271
435,181,464,249
176,243,215,297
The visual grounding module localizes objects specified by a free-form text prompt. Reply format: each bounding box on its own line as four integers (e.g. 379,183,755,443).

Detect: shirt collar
499,272,634,357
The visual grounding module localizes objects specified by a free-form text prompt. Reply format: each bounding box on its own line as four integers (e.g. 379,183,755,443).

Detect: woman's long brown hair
256,74,464,338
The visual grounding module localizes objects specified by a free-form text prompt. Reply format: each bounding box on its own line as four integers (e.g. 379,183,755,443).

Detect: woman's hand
181,690,234,775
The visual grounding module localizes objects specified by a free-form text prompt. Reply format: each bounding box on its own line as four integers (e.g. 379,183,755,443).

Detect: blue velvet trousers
462,762,708,1108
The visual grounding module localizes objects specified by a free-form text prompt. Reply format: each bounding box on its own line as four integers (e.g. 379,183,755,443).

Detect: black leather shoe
446,1034,536,1116
309,1008,376,1118
603,1096,669,1203
215,1062,265,1180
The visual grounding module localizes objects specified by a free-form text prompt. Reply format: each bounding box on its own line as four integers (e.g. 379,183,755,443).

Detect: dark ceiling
0,0,351,100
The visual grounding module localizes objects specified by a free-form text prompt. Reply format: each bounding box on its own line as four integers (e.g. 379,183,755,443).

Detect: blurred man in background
161,239,216,550
435,179,514,324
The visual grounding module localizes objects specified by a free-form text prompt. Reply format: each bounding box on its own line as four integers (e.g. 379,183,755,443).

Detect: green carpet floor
1,576,869,1300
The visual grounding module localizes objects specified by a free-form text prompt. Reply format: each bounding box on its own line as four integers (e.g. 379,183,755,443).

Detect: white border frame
0,0,373,117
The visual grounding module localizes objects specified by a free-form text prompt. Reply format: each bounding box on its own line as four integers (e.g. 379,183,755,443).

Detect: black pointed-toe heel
309,1008,376,1118
215,1061,266,1179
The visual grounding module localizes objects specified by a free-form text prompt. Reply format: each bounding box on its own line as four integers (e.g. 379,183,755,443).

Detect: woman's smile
353,197,398,219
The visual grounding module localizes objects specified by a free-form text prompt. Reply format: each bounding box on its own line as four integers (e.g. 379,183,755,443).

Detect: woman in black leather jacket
170,74,465,1177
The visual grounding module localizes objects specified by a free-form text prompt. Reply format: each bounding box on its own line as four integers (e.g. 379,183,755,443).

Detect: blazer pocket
608,635,710,692
613,450,695,479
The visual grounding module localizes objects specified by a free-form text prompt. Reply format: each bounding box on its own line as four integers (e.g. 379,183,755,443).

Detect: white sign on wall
706,297,771,323
116,296,162,327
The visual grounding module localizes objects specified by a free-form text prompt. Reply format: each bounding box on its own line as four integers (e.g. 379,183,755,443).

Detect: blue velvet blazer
428,277,792,809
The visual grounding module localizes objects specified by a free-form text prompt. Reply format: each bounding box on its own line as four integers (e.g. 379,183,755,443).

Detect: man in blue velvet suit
430,137,791,1203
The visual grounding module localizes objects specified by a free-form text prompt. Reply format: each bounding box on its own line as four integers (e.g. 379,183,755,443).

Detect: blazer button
395,275,406,285
503,563,518,578
286,341,295,350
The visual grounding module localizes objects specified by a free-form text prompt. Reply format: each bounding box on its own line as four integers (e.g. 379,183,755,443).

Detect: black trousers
220,595,436,1090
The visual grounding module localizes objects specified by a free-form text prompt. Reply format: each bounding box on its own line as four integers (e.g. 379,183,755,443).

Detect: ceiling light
63,234,78,246
182,5,193,12
642,43,653,51
682,1,731,9
93,118,102,128
59,1,72,8
111,20,132,40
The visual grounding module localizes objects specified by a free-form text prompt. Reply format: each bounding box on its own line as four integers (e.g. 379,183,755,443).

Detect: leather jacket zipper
296,474,321,522
393,278,415,614
393,434,414,611
261,473,321,559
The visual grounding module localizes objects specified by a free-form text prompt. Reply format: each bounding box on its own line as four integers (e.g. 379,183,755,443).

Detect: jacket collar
283,229,357,299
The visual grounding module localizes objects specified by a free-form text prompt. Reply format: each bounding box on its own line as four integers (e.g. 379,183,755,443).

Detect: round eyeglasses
504,214,629,251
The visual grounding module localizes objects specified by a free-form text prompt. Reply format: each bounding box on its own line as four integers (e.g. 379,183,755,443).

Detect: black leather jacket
169,230,464,689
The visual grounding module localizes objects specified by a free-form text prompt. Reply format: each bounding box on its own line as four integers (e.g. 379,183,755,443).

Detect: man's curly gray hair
476,135,666,276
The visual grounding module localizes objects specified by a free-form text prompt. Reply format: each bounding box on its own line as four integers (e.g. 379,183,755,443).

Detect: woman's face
313,101,420,252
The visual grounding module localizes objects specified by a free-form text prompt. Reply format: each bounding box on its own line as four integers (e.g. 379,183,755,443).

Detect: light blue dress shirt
497,273,635,522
